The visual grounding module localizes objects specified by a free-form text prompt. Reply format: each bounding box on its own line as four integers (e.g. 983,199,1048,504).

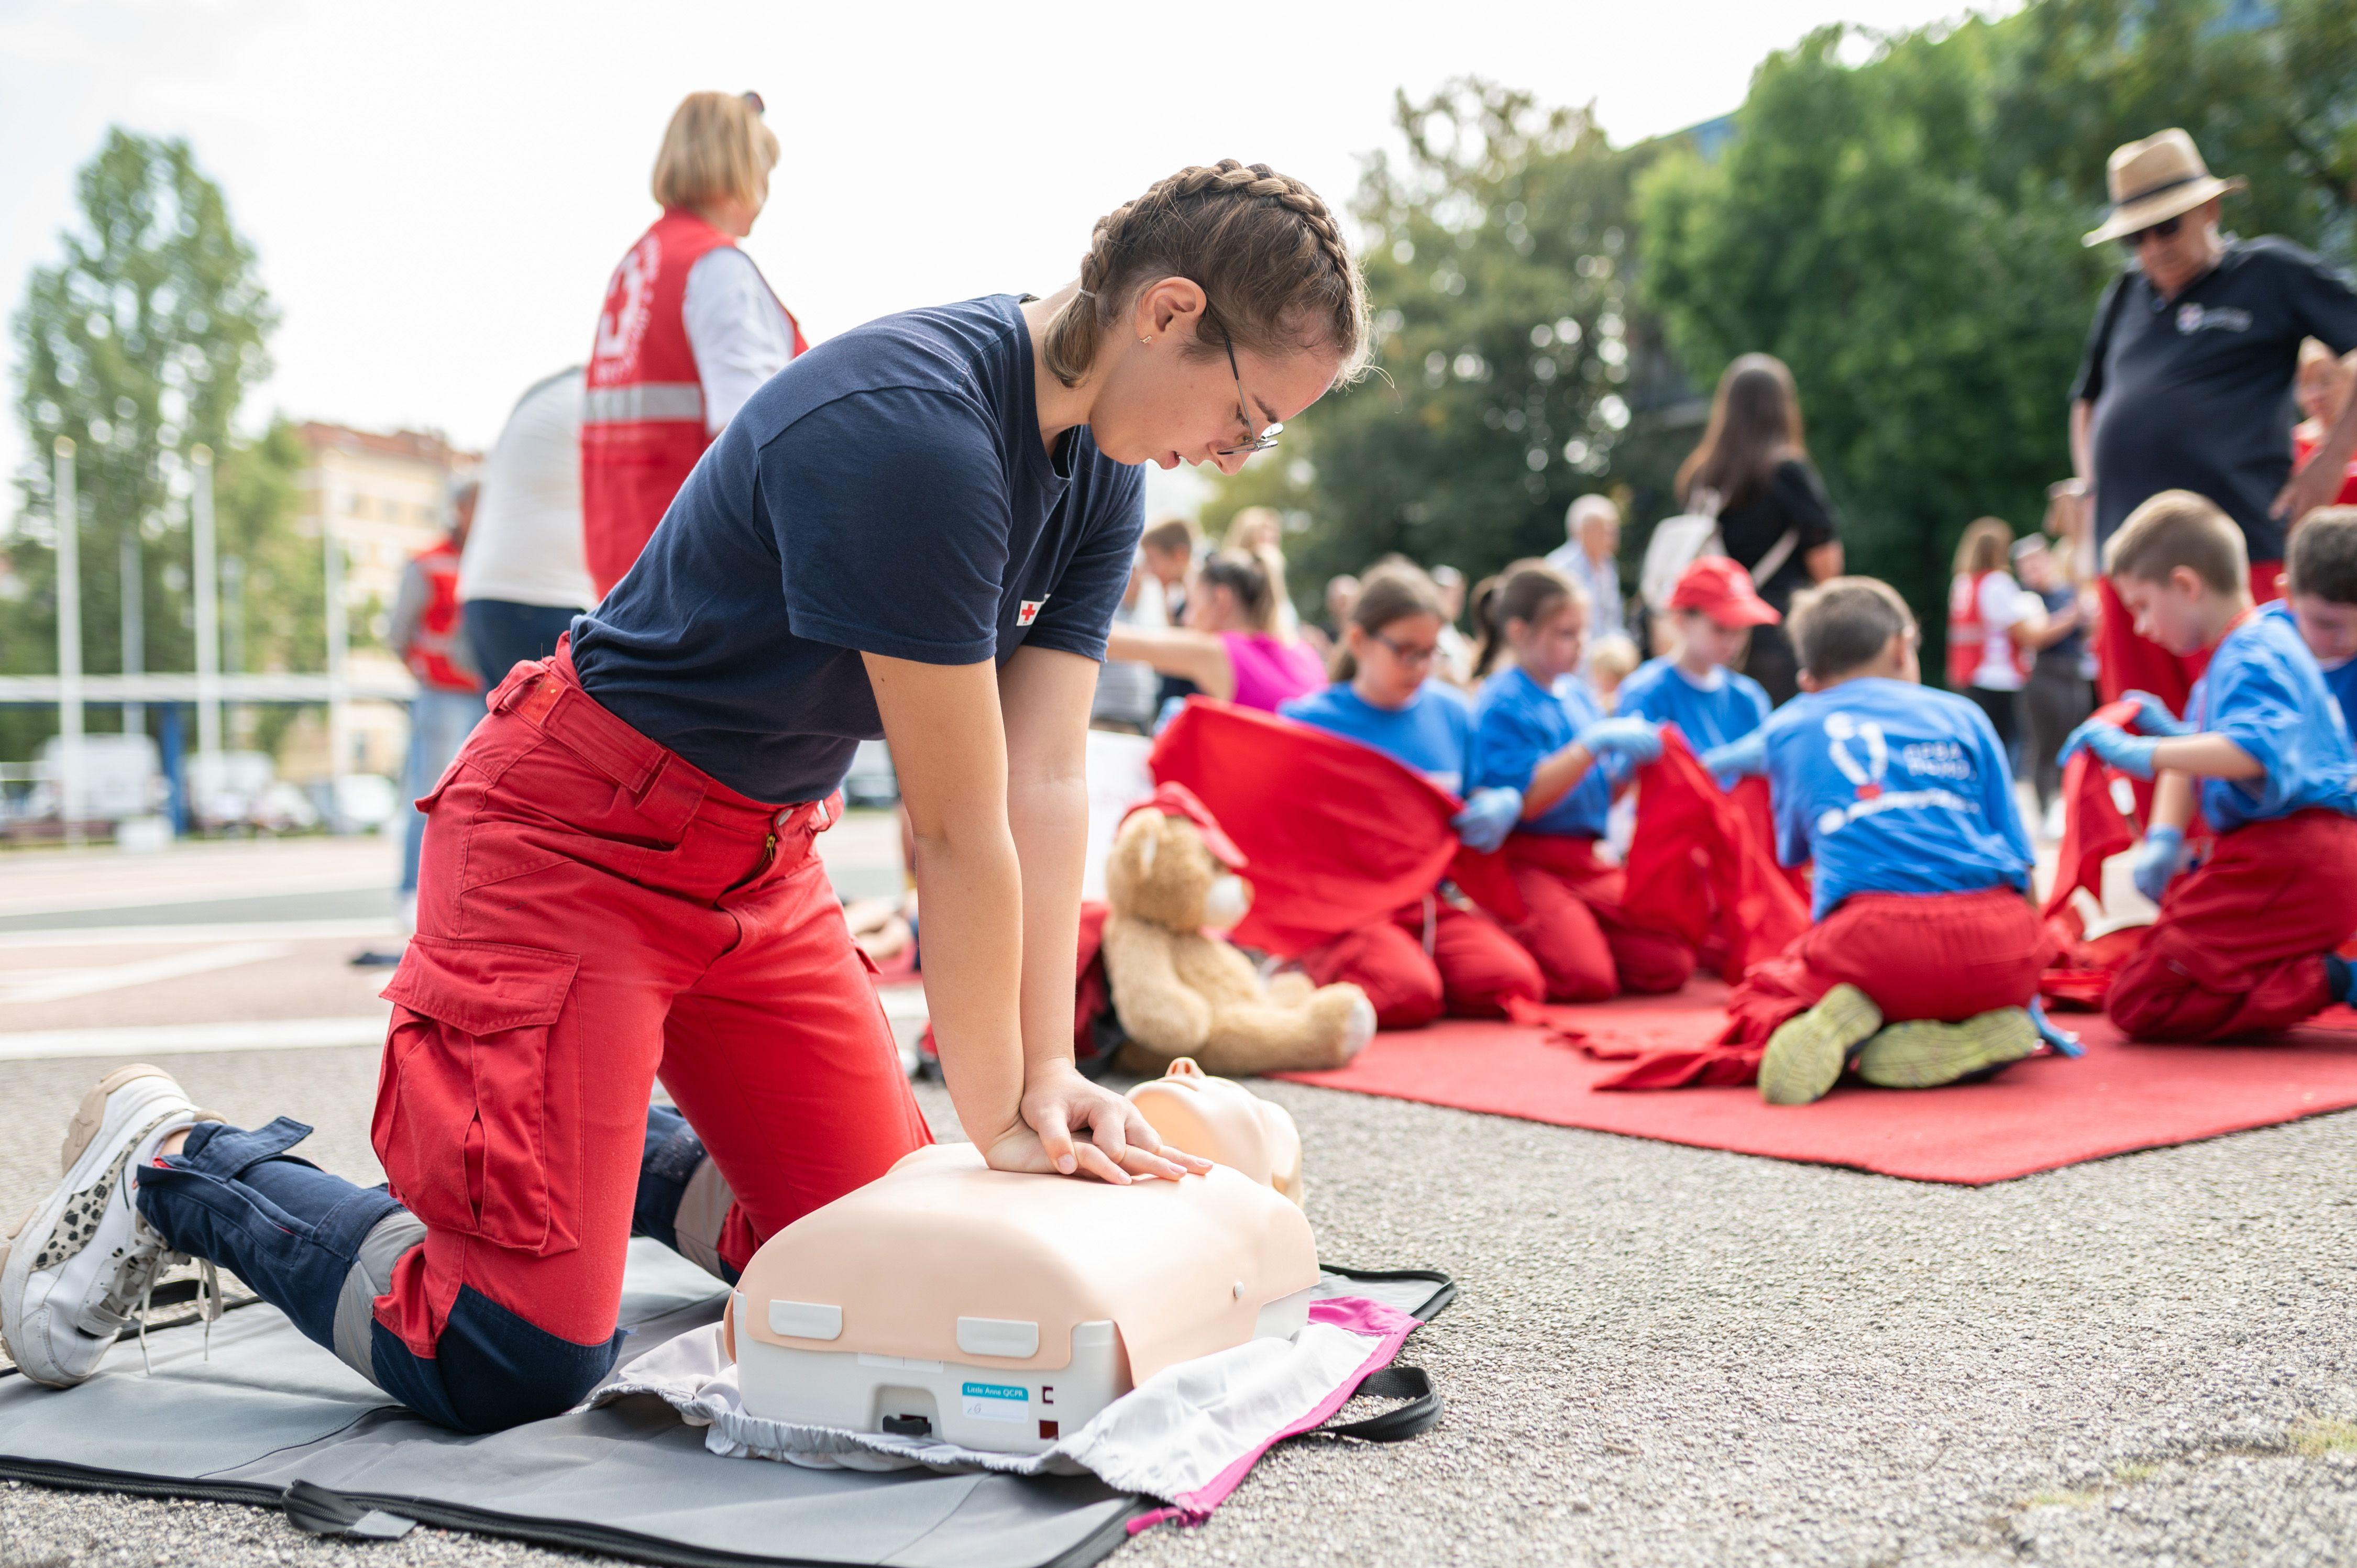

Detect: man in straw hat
2065,128,2357,715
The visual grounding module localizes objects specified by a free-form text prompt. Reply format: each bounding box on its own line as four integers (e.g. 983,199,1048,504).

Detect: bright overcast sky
0,0,2013,523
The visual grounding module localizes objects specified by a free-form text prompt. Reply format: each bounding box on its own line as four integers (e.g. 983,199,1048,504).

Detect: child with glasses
1278,564,1544,1028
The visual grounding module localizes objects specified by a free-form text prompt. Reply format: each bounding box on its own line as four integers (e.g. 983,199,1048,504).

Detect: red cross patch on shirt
1018,597,1048,626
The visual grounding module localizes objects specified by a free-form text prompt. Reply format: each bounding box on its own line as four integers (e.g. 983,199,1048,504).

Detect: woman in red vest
582,91,808,598
1,162,1370,1436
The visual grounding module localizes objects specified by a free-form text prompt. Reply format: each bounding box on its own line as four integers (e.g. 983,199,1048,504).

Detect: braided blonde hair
1042,160,1370,389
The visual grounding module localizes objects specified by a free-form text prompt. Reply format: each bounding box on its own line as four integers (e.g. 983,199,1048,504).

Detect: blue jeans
134,1107,723,1433
464,600,582,694
400,688,483,895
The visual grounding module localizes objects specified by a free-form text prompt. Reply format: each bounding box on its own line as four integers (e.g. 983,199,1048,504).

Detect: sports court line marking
0,942,294,1005
0,1013,390,1061
0,920,398,950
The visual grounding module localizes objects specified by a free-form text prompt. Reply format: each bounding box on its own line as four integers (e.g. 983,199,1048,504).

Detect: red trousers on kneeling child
1724,887,2055,1046
2107,809,2357,1041
1502,835,1696,1002
1296,895,1543,1030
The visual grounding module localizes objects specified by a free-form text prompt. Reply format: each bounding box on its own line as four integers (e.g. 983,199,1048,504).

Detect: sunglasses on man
2118,213,2184,252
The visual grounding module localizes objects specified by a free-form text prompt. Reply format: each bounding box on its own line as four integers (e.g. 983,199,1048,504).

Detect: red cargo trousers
1294,895,1544,1030
1500,834,1697,1002
369,648,931,1366
2107,809,2357,1041
1723,887,2055,1046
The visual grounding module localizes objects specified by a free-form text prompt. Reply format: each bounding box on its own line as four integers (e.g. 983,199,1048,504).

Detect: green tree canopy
1636,0,2356,629
6,129,279,695
1211,80,1662,603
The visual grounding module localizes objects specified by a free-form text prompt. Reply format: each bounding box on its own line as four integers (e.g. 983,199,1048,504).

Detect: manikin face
1081,279,1343,477
1511,597,1587,686
2115,569,2217,657
2290,591,2357,668
1349,612,1443,710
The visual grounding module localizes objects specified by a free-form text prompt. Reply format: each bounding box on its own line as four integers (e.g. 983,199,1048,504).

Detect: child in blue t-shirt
2064,491,2357,1041
1465,560,1694,1000
1616,557,1778,787
2279,506,2357,740
1715,578,2053,1105
1277,564,1543,1029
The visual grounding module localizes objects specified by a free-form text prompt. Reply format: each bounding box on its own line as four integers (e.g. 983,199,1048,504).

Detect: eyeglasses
1373,631,1439,668
2118,213,2184,252
1213,338,1282,459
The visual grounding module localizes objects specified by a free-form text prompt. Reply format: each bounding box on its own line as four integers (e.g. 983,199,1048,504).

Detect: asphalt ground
3,831,2354,1566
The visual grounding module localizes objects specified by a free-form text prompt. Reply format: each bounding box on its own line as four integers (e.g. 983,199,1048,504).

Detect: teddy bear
1100,785,1374,1077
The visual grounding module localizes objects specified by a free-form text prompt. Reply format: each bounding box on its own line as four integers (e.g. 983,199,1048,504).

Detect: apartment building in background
286,423,478,781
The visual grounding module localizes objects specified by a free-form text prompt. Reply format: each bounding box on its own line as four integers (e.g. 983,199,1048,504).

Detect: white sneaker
0,1065,218,1386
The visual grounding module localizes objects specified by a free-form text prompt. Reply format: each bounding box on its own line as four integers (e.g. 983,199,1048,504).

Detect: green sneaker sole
1855,1008,2039,1088
1759,984,1884,1106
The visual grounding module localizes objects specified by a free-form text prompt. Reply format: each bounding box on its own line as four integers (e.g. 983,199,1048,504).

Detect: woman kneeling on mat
0,162,1367,1432
1466,561,1697,1001
1278,562,1545,1028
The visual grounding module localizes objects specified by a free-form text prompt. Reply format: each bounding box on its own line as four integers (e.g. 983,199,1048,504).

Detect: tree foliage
1636,0,2357,627
1209,80,1662,599
1217,1,2357,635
3,128,293,755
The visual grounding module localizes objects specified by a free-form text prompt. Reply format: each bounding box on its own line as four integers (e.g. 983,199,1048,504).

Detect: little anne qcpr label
961,1381,1031,1423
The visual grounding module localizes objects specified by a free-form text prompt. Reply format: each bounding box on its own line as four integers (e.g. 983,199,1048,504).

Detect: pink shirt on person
1221,631,1327,712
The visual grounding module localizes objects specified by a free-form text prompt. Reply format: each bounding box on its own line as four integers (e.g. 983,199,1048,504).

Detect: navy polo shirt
571,295,1143,804
2074,236,2357,562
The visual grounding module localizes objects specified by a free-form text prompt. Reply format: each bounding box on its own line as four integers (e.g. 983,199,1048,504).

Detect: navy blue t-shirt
572,295,1144,803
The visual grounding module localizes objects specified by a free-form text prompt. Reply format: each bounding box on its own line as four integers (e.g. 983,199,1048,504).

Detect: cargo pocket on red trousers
372,935,582,1256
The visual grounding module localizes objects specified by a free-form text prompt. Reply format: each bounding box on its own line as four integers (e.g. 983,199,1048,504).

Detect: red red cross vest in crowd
581,208,807,598
1946,569,2029,691
403,539,478,694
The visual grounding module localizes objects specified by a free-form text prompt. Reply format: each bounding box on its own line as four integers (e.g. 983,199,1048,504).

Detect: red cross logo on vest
580,209,807,599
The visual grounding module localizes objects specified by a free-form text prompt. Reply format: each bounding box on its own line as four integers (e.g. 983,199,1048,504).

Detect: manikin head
1037,161,1370,477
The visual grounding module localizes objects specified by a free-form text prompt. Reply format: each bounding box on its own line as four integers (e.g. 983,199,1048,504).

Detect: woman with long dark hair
1674,354,1844,704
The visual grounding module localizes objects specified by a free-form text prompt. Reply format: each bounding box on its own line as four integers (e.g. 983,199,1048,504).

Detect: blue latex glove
2028,998,2083,1059
1576,716,1664,765
1699,730,1768,780
2130,824,2187,903
1450,787,1523,853
2119,689,2193,737
2058,716,2160,779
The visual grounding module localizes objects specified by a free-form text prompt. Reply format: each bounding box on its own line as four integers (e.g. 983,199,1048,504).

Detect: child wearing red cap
1615,557,1781,787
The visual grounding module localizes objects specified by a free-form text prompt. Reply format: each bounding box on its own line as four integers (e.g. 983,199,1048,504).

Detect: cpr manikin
728,1069,1317,1454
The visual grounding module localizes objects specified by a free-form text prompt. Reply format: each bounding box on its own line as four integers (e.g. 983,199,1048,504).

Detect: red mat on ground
1272,980,2357,1185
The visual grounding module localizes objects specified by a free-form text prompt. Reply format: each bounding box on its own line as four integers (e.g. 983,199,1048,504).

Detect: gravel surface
4,1045,2355,1566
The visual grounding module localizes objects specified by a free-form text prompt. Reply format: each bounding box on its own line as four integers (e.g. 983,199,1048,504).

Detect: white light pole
120,528,144,738
53,437,85,848
324,482,349,798
191,445,222,763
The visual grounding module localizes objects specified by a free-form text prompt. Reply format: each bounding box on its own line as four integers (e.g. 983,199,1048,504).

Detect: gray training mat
0,1241,1453,1568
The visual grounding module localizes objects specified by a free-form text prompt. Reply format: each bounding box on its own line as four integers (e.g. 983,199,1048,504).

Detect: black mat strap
1288,1365,1442,1444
